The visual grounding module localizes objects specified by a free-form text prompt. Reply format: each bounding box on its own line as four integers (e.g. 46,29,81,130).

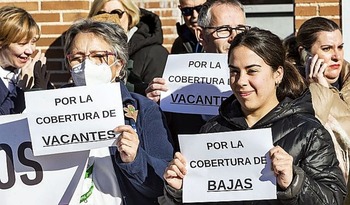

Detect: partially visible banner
0,114,89,205
179,128,276,203
160,53,232,115
25,83,124,156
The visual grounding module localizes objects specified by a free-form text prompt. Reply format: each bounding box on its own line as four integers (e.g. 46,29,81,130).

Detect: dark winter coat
166,23,205,152
112,82,174,204
171,23,203,54
0,79,25,115
163,89,347,204
127,8,169,96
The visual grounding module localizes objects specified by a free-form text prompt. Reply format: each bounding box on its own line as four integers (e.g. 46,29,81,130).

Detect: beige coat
309,60,350,182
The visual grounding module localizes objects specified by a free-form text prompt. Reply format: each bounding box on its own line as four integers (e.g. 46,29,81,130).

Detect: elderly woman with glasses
64,19,174,205
88,0,169,96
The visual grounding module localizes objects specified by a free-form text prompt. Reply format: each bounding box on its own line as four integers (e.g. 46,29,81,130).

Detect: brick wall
294,0,341,30
0,0,341,87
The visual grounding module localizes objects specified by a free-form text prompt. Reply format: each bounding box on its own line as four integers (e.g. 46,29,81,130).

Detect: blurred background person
163,27,346,205
0,6,50,115
64,19,174,204
171,0,205,54
88,0,169,96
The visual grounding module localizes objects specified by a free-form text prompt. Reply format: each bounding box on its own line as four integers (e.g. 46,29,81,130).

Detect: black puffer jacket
127,8,169,96
164,90,347,204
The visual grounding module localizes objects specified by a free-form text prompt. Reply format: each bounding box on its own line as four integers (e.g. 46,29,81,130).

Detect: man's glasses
67,51,116,67
96,9,125,18
203,25,251,39
179,5,203,16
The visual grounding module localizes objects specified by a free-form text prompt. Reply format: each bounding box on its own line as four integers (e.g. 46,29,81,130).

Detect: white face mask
70,59,116,86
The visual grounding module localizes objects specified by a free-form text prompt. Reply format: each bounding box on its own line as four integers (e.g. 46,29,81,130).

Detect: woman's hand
18,51,46,90
163,152,187,190
114,125,140,163
145,77,168,103
269,146,293,189
307,54,329,88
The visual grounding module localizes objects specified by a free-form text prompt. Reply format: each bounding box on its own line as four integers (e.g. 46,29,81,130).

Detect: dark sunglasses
96,9,125,18
179,5,203,16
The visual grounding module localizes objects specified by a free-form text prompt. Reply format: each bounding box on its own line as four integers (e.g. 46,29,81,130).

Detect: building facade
0,0,343,86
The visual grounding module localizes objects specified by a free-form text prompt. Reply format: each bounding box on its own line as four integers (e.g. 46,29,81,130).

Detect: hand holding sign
164,152,187,190
115,125,140,163
178,129,276,203
145,77,168,103
269,146,293,189
25,83,124,156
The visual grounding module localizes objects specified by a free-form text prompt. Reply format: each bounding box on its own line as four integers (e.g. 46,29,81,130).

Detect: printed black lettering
207,141,228,150
42,136,50,146
18,142,43,186
207,178,253,192
55,96,77,106
79,95,93,103
71,133,80,143
170,94,227,106
60,134,70,144
244,178,252,189
107,130,117,139
208,180,216,191
102,110,116,118
234,179,243,190
0,143,15,189
51,135,60,145
230,140,244,148
210,61,221,69
171,93,179,102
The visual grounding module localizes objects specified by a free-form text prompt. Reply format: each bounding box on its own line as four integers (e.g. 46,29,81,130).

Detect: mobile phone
300,49,313,76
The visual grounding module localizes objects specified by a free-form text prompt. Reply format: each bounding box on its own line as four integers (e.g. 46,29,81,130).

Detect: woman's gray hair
64,19,128,78
198,0,245,28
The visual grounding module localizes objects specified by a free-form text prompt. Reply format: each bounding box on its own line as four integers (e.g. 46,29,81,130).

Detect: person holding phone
163,27,346,205
287,17,350,185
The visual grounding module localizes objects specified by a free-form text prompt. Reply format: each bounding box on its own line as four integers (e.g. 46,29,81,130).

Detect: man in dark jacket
146,0,247,152
127,8,169,96
170,0,205,54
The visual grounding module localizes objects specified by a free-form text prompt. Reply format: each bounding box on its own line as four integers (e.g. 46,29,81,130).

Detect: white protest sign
160,53,232,115
0,114,88,205
25,83,124,156
179,128,276,203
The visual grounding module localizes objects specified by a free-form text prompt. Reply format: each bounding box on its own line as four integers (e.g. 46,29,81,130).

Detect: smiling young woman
162,27,346,205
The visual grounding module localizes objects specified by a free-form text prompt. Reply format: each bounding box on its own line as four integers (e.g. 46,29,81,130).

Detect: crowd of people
0,0,349,204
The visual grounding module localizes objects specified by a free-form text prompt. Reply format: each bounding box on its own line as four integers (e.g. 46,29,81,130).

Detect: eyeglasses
179,5,203,16
67,51,116,67
203,25,251,39
96,9,125,18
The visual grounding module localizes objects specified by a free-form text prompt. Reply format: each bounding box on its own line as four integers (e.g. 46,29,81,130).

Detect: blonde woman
0,6,49,115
